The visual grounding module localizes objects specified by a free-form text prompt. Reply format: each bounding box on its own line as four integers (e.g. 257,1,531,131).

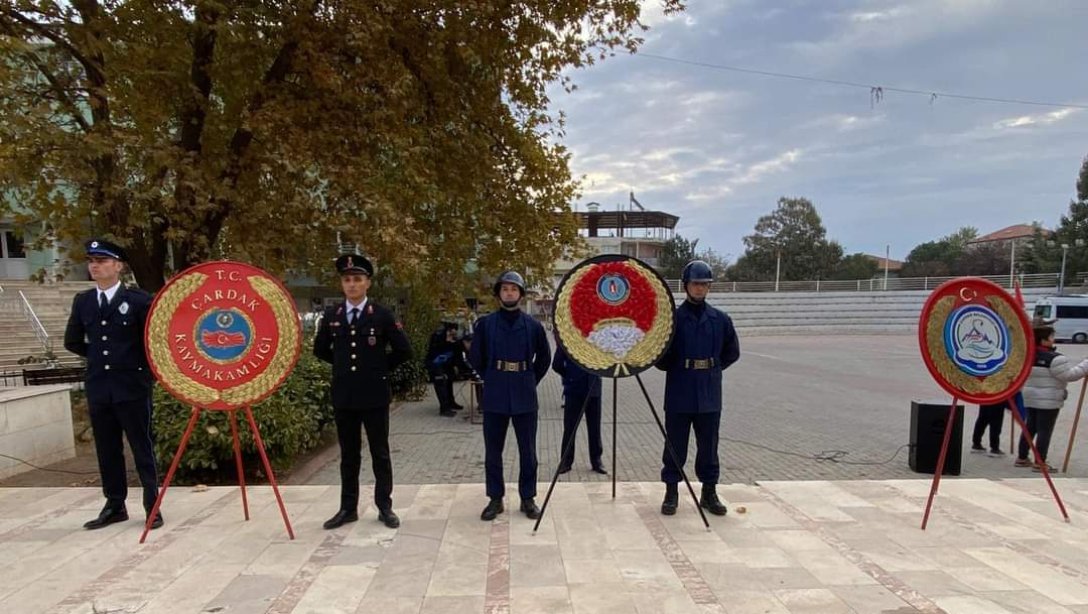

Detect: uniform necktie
99,292,108,312
349,307,359,324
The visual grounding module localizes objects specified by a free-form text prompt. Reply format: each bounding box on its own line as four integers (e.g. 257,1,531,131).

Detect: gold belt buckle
693,359,710,369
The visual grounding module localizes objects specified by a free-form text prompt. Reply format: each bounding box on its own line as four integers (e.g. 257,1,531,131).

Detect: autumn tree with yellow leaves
0,1,683,294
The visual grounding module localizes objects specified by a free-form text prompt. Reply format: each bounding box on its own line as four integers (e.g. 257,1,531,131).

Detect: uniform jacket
63,285,154,406
656,300,740,414
468,310,551,415
551,345,602,402
313,299,412,410
1022,346,1088,410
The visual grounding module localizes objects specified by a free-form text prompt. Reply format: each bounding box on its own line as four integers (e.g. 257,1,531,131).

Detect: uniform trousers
560,393,603,468
334,407,393,511
89,397,159,511
483,412,538,499
661,411,721,484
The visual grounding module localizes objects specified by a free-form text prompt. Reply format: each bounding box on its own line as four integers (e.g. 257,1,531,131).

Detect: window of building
2,230,26,258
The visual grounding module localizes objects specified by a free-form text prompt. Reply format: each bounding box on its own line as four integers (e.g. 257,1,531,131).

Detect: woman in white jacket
1016,325,1088,471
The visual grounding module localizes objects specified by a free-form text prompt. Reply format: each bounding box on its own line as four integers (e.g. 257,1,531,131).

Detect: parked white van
1032,295,1088,343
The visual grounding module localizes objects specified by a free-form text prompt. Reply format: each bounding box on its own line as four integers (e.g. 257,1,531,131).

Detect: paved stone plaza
5,334,1088,613
2,479,1088,613
303,336,1088,488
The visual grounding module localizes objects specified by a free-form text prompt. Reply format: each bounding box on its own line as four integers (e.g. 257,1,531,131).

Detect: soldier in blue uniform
551,344,607,475
656,260,740,517
63,239,162,530
314,254,413,529
469,271,551,521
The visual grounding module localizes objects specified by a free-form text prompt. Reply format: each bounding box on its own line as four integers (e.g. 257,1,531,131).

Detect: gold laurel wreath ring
555,257,674,376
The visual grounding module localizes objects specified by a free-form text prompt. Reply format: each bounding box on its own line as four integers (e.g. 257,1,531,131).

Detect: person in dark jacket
551,344,606,474
426,321,463,416
656,260,740,517
469,270,551,521
63,239,162,530
314,254,412,529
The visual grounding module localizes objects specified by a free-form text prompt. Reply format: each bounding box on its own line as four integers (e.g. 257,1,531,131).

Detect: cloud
803,113,886,132
552,0,1088,262
638,0,696,28
993,108,1080,130
791,0,1010,60
684,149,803,201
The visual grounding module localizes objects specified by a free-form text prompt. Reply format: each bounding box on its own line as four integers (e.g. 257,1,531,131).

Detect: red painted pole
1008,396,1070,522
141,407,201,543
244,406,295,539
230,410,250,520
1061,378,1087,474
921,398,958,530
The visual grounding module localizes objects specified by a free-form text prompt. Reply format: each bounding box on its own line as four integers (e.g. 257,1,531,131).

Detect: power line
636,53,1088,110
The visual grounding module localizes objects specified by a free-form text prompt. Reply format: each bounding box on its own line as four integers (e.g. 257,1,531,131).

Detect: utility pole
775,249,781,292
884,244,890,291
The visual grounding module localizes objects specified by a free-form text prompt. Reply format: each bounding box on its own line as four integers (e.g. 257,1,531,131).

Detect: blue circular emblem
195,308,254,364
597,274,631,305
943,305,1010,376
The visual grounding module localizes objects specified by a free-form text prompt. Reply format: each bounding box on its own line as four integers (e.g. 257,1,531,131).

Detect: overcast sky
549,0,1088,262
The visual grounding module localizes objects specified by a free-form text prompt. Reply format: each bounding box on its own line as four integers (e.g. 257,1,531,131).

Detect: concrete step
737,323,917,334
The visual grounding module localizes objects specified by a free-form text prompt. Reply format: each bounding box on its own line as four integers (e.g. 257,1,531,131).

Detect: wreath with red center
554,255,675,377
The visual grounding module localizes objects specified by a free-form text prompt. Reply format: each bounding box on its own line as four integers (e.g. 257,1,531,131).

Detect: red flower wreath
569,261,655,333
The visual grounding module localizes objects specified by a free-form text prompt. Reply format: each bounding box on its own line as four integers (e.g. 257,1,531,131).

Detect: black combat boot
661,482,678,516
700,483,728,516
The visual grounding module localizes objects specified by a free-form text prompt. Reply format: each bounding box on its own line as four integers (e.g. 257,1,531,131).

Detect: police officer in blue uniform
314,254,413,529
551,344,607,475
469,271,551,521
63,239,162,530
657,260,740,516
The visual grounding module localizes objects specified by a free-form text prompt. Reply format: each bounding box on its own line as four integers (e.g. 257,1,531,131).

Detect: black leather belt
684,358,717,370
495,360,528,372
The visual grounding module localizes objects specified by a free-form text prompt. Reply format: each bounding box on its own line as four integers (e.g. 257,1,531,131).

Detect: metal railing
17,290,51,352
662,272,1062,294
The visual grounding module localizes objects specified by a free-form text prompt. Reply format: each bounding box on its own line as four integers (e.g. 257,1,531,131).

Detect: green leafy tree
656,234,699,279
899,226,978,277
697,247,730,280
829,253,879,280
1021,157,1088,286
727,197,843,281
954,242,1012,276
0,0,684,293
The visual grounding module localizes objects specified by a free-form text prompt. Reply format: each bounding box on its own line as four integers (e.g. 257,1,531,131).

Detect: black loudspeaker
909,400,964,475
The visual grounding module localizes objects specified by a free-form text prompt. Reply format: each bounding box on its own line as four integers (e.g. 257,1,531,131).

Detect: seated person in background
426,321,462,416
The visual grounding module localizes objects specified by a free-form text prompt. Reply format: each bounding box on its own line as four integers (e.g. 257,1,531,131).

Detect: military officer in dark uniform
551,344,606,475
314,254,412,529
63,239,162,530
469,271,551,521
656,260,740,517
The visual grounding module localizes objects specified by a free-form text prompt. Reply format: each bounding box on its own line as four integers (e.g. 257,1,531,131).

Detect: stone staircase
0,280,96,372
704,287,1054,336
